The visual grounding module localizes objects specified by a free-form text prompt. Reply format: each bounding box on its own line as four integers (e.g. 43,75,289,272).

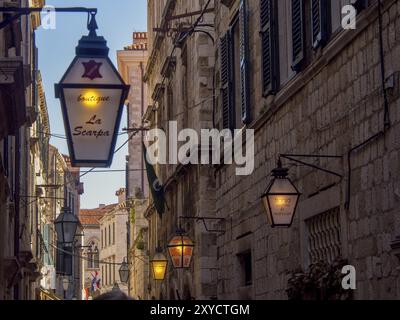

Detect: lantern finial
272,158,288,178
87,12,98,37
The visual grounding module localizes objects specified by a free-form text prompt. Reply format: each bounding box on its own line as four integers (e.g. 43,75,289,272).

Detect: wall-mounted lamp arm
179,216,225,234
0,7,98,30
279,154,343,178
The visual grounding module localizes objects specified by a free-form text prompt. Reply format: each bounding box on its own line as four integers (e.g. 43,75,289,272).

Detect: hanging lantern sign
167,229,194,269
261,160,301,227
55,14,130,167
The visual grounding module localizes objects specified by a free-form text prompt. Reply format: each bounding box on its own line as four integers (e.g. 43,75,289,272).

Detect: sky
36,0,147,209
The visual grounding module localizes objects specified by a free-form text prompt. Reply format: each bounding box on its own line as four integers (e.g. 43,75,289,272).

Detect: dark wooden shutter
291,0,305,72
311,0,328,49
220,32,234,130
239,0,251,124
351,0,367,13
260,0,279,96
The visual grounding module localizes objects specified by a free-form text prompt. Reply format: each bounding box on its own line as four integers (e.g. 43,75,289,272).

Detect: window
113,222,115,245
306,207,342,264
238,251,253,287
87,248,93,269
104,263,107,285
220,0,251,130
181,45,188,128
93,247,99,268
112,256,116,284
291,0,332,71
108,225,111,246
101,230,103,248
291,0,306,71
232,17,243,129
311,0,329,49
104,228,107,248
109,261,112,285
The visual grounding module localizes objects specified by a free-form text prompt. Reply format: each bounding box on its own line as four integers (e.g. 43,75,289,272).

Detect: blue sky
36,0,147,209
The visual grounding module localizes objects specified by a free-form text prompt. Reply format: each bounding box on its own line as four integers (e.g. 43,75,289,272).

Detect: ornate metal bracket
179,216,226,234
0,7,98,30
279,154,343,178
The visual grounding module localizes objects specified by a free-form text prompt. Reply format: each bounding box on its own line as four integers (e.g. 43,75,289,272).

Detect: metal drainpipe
126,220,130,295
378,0,390,129
140,62,145,195
14,131,20,300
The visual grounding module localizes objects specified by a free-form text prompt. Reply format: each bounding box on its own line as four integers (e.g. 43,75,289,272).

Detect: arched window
87,240,99,269
93,246,99,268
87,248,93,269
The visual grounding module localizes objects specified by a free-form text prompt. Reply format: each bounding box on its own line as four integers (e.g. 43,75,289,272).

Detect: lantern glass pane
168,236,194,268
62,88,123,163
62,221,78,244
267,194,299,226
151,260,167,280
55,220,63,243
261,195,273,225
119,265,129,283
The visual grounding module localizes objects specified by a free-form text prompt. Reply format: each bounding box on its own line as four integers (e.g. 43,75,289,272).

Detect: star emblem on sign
82,60,103,80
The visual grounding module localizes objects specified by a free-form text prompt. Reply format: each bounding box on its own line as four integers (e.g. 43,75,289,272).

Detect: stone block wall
214,0,400,299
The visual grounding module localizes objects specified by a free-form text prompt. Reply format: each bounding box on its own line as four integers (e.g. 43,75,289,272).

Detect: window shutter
260,0,279,96
239,0,251,124
351,0,367,13
291,0,305,72
220,32,234,130
311,0,328,49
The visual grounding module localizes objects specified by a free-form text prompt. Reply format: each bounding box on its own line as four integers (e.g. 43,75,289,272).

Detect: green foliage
130,207,135,224
286,258,353,300
135,229,145,251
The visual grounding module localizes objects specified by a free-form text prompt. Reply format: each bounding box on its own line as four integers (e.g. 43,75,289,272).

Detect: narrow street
1,0,400,307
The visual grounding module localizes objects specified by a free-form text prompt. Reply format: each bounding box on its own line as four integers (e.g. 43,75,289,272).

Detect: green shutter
220,32,234,130
311,0,329,49
239,0,251,124
291,0,305,72
260,0,279,95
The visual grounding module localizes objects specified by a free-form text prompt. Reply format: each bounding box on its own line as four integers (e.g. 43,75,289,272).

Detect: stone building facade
144,0,218,300
117,32,149,199
0,0,49,300
142,0,400,300
117,33,151,299
99,188,129,295
213,0,400,299
80,203,115,300
47,146,84,300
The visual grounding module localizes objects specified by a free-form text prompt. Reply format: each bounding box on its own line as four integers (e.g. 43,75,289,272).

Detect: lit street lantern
150,248,168,281
54,207,79,244
261,160,301,227
167,230,194,269
55,13,130,167
118,257,129,283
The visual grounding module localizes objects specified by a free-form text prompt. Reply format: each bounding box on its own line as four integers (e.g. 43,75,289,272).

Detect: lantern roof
55,13,130,168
